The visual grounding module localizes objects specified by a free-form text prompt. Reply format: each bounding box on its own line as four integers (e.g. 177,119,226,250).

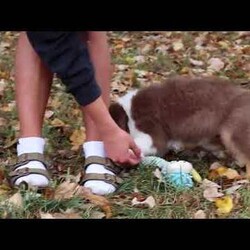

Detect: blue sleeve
26,31,101,106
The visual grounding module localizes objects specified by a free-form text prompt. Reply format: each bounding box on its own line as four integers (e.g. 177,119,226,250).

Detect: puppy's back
131,76,246,142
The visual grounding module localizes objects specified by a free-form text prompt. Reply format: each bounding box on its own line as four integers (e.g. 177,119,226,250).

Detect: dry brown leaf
0,117,7,127
40,212,54,219
42,187,55,200
0,102,16,112
54,181,112,218
54,180,78,200
76,186,112,218
173,40,184,51
140,44,152,54
4,137,18,149
193,210,206,219
51,118,65,128
132,195,156,209
90,211,106,219
6,192,23,208
0,168,5,184
53,212,82,219
70,127,86,151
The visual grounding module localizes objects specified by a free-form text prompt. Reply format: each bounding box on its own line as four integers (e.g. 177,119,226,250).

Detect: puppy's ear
109,103,130,133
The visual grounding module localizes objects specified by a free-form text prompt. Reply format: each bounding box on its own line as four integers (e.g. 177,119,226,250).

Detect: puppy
109,76,250,176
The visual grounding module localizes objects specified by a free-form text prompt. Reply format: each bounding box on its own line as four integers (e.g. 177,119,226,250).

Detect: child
10,32,141,195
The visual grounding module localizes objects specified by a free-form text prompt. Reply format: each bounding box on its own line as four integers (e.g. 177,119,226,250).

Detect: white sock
15,137,49,187
83,141,116,195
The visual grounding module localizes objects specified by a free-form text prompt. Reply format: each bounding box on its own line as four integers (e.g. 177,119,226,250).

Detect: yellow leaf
218,41,229,49
51,118,65,127
70,127,86,151
191,169,203,183
215,196,233,215
223,168,240,179
180,67,189,74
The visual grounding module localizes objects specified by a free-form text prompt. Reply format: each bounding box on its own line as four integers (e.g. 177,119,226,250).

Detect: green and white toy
140,156,202,188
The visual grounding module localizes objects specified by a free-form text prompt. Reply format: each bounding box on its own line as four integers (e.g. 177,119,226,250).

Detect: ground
0,31,250,219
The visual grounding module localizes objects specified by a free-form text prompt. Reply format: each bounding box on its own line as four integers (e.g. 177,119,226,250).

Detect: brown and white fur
109,76,250,176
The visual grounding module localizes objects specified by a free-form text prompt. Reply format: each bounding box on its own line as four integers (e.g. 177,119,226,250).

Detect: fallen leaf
54,181,112,218
132,195,156,209
50,118,65,128
40,212,54,219
0,117,7,126
76,186,112,218
223,168,241,179
45,110,54,119
189,58,204,66
52,211,82,219
193,210,206,219
90,211,106,219
155,45,170,55
6,192,23,208
224,185,242,195
201,179,221,189
218,41,229,49
0,167,5,185
201,179,223,201
3,137,18,149
140,44,152,54
209,162,222,170
69,127,86,151
173,40,184,51
203,187,224,202
54,180,78,200
215,196,233,215
0,102,16,112
42,187,55,200
209,163,241,180
208,58,225,72
0,184,10,196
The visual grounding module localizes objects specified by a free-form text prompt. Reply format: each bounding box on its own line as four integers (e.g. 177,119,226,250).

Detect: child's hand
102,127,141,166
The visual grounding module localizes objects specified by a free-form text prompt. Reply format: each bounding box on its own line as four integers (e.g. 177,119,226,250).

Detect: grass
0,31,250,218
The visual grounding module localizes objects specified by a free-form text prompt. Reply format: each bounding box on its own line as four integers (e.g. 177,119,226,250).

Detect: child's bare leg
13,32,53,187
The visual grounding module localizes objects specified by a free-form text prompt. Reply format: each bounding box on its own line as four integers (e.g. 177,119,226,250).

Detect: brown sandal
8,153,51,188
79,156,123,189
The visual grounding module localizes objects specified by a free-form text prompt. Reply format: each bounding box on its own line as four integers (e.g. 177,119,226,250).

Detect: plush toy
140,156,202,188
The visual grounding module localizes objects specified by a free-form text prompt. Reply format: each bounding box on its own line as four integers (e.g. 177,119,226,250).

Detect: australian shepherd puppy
109,76,250,176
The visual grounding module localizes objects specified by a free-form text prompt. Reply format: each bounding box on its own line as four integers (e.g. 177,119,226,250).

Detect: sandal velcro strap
79,172,123,189
7,153,50,188
84,156,122,175
8,167,51,188
10,153,48,171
